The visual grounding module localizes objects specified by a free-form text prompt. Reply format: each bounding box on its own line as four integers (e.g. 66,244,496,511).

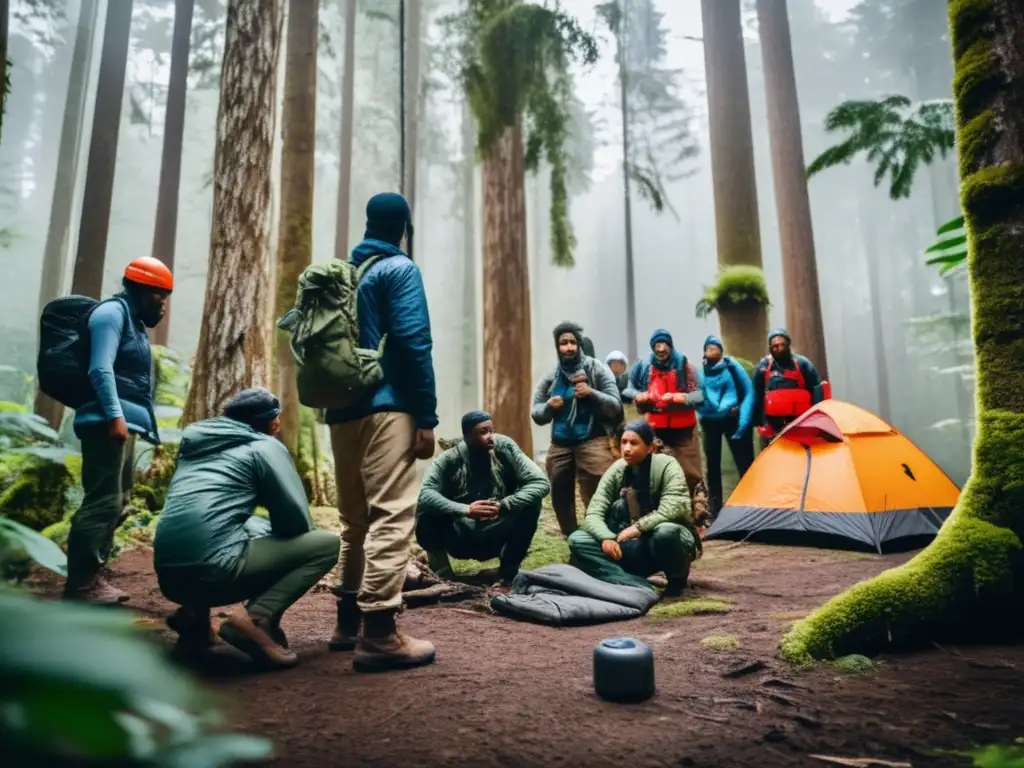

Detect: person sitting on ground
415,411,550,590
752,328,823,445
153,388,340,669
604,350,634,405
697,335,755,519
532,322,623,537
567,420,699,597
630,329,705,499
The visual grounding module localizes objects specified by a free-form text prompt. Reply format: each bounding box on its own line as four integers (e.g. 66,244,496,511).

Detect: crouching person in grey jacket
154,388,340,669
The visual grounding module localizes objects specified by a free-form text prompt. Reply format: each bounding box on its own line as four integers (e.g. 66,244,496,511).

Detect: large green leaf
0,517,68,575
924,214,968,274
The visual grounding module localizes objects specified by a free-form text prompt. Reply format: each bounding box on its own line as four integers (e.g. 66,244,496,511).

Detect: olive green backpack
277,257,386,409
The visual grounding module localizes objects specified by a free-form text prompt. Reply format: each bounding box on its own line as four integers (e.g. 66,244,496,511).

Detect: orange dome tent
704,400,960,552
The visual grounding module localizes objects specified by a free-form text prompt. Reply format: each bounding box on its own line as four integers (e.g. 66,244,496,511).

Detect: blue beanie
768,328,791,345
365,192,412,245
649,329,673,349
703,335,723,353
223,387,281,430
461,410,492,436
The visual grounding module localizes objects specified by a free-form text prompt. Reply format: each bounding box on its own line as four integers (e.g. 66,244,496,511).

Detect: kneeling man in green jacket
154,388,340,668
568,419,699,596
415,411,550,589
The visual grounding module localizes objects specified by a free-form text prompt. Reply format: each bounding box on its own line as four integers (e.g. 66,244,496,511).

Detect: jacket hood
177,417,265,460
351,238,408,268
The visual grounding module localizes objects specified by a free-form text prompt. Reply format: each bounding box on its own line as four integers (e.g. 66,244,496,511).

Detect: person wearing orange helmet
63,257,173,605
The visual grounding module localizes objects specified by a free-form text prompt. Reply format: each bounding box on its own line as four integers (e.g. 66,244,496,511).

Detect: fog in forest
1,0,972,484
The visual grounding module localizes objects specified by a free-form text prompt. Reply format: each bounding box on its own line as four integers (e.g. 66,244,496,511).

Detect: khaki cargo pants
545,436,616,537
330,412,418,614
658,427,704,499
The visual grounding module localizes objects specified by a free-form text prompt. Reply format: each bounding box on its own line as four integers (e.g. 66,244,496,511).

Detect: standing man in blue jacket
326,192,438,673
64,257,174,604
697,336,755,519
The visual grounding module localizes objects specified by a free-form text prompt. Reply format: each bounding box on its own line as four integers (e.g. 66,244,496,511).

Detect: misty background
0,0,972,483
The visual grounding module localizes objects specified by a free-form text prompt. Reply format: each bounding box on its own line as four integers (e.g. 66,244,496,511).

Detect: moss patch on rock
832,654,874,673
700,634,740,652
0,452,76,531
695,266,771,319
647,596,732,620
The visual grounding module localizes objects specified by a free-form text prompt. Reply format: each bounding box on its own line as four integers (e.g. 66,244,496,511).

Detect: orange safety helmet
124,257,174,292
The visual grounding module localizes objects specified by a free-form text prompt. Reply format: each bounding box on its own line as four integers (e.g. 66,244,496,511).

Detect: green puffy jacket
154,417,315,576
581,454,695,542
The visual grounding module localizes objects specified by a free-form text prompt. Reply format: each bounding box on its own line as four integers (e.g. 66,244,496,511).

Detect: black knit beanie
223,387,281,431
364,192,412,246
622,418,656,446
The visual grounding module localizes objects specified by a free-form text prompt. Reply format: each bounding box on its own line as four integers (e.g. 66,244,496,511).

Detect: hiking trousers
701,415,754,516
66,427,136,590
567,523,696,592
158,531,340,620
330,412,419,613
415,502,542,581
545,437,616,537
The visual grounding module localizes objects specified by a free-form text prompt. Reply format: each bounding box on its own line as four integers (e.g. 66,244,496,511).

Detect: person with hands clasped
414,411,550,591
567,420,700,597
532,322,623,537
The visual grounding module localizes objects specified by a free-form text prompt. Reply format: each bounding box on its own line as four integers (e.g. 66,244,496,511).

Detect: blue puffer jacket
74,293,159,444
698,357,754,437
325,239,438,430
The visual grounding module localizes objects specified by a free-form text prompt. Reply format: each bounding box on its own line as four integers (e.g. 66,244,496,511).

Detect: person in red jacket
630,329,705,500
752,328,823,444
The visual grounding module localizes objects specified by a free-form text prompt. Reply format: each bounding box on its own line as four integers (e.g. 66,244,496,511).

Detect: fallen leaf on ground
809,756,911,767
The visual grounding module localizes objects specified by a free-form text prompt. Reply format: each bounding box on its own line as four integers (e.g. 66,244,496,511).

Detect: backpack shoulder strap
355,254,384,282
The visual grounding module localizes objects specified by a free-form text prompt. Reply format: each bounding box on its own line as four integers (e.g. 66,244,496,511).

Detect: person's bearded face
558,333,579,361
770,336,792,363
136,288,170,329
653,341,671,362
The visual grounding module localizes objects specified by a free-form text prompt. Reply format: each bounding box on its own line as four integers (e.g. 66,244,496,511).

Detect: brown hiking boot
218,611,298,669
353,609,435,673
63,575,129,605
328,593,361,652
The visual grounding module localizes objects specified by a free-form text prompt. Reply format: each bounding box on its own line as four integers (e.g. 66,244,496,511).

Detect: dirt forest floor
31,527,1024,768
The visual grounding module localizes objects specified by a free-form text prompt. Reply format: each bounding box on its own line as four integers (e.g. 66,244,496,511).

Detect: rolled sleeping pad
593,637,655,703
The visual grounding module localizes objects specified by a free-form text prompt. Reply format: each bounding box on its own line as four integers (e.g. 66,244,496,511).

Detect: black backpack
37,295,120,408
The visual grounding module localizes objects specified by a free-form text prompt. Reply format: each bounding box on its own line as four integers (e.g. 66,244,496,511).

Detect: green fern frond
807,95,955,200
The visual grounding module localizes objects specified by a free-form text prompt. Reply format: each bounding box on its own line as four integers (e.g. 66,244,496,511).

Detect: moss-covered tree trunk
700,0,769,357
274,0,318,456
781,0,1024,663
182,0,281,425
151,0,195,348
34,0,99,430
756,0,828,378
482,121,532,457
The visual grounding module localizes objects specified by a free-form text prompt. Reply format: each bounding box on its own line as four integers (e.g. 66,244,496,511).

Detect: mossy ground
647,596,732,619
700,634,740,652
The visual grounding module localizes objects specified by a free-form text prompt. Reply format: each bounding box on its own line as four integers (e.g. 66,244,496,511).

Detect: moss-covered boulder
0,452,76,531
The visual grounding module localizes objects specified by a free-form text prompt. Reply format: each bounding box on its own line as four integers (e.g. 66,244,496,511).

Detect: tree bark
461,101,479,410
403,0,422,220
34,0,99,429
274,0,318,457
482,122,532,456
333,0,357,260
756,0,828,379
780,0,1024,662
70,0,134,301
700,0,768,358
181,0,282,425
1,0,9,143
151,0,195,348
